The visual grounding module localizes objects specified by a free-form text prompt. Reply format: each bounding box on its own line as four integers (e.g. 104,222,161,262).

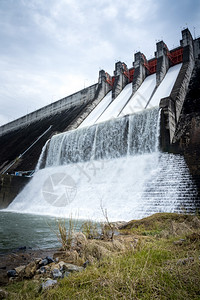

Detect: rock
55,257,59,263
63,271,70,278
50,263,57,271
39,258,48,267
51,268,63,279
46,256,54,264
58,262,84,273
83,260,89,269
42,279,57,290
177,257,194,265
35,258,42,265
39,266,47,274
0,288,8,299
173,239,186,245
15,265,26,276
7,270,17,277
18,246,26,251
24,261,37,278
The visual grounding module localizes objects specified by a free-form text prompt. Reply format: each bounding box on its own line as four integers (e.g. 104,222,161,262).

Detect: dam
0,28,200,220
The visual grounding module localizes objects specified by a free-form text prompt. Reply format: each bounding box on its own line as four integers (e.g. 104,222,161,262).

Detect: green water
0,211,83,253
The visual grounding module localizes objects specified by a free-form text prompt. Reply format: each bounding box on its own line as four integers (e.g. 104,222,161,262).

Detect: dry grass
5,213,200,300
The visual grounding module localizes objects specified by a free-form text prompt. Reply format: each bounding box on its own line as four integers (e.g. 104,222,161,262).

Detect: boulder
63,271,71,278
39,258,49,267
46,256,54,264
7,270,16,278
51,268,63,279
15,265,26,277
177,257,194,265
24,261,37,278
39,266,47,274
173,239,186,245
58,262,84,273
42,279,57,290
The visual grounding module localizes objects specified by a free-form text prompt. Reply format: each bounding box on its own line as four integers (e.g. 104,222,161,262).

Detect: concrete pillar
112,61,129,100
155,41,170,86
160,97,177,148
180,28,194,63
66,69,112,130
132,52,146,94
98,69,112,96
171,28,194,123
160,29,195,150
194,38,200,60
181,28,194,48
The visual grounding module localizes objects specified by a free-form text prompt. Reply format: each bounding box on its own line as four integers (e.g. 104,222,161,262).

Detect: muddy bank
0,247,57,285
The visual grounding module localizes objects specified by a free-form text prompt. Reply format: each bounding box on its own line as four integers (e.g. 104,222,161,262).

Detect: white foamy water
147,63,182,108
120,73,156,116
6,63,198,221
79,91,112,128
6,108,198,221
7,152,197,221
96,83,132,124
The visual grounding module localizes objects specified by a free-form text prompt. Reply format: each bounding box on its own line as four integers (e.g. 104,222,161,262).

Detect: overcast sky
0,0,199,126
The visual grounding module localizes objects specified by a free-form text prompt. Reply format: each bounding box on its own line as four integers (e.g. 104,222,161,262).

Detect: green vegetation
4,213,200,300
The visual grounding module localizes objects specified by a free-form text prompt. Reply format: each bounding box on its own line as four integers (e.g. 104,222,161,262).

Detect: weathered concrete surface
0,70,111,206
0,175,30,208
168,60,200,203
112,61,129,100
0,103,88,174
0,103,88,207
66,70,111,131
0,84,98,137
131,52,146,94
155,41,170,86
160,29,195,148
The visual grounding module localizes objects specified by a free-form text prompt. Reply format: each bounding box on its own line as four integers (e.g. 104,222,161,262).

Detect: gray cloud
0,0,199,125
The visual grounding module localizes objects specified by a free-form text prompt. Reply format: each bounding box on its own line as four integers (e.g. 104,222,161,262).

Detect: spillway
119,73,156,116
80,63,182,130
79,91,112,128
95,83,132,124
6,107,198,221
5,61,199,221
146,64,182,108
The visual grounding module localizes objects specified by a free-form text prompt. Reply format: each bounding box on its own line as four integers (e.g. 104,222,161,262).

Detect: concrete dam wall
0,28,200,216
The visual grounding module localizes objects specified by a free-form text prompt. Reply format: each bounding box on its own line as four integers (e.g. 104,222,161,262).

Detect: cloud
0,0,199,126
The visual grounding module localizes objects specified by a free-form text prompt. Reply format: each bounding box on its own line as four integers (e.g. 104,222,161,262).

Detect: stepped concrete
140,154,200,216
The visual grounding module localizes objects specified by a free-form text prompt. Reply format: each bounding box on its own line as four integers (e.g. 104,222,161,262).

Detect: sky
0,0,199,126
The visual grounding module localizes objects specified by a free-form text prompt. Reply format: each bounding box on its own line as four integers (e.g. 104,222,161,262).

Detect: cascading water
7,107,198,221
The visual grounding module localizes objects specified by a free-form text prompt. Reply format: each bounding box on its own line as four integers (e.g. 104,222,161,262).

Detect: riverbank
1,213,200,299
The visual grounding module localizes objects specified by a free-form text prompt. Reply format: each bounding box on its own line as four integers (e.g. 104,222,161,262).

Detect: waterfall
45,107,159,167
6,107,198,221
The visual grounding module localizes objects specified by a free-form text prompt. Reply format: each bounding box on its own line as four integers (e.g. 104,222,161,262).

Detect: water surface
0,211,82,253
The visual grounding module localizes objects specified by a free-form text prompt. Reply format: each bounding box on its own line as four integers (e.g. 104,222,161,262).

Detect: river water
0,211,83,254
